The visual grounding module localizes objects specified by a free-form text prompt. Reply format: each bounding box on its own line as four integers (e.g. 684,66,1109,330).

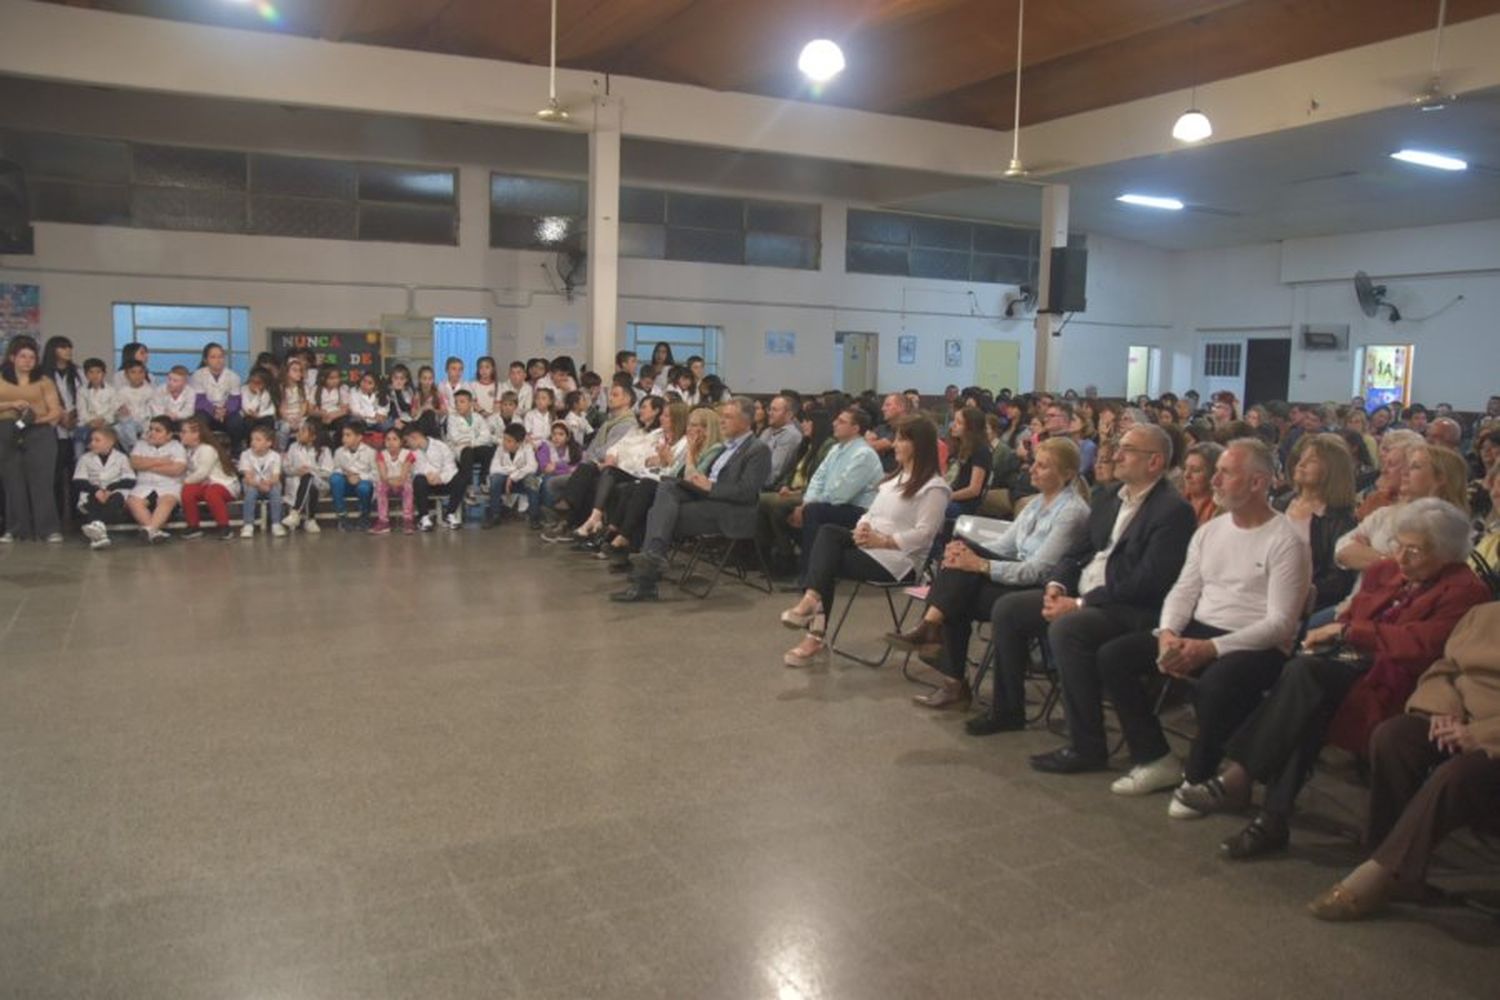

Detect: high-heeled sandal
780,602,823,629
783,617,828,667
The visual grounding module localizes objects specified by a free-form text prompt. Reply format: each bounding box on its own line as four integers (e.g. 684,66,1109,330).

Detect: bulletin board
269,328,382,381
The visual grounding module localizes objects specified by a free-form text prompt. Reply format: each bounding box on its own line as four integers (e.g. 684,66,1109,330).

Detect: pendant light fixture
536,0,569,123
1171,84,1213,143
1002,0,1028,178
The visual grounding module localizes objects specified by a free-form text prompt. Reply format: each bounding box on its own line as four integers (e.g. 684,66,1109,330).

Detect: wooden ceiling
47,0,1500,129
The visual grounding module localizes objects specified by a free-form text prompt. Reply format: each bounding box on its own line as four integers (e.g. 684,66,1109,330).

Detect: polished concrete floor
2,528,1497,999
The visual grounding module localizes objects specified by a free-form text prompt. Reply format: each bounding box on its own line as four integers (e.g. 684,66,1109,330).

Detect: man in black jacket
1028,424,1198,773
612,398,772,602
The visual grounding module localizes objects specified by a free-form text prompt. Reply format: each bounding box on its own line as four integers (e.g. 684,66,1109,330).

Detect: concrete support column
1033,183,1069,392
587,98,622,373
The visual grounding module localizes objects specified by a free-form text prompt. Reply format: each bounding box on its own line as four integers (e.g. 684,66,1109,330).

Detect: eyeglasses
1114,445,1160,458
1390,542,1431,559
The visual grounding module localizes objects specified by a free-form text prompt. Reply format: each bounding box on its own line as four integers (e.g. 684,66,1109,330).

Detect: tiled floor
2,528,1497,999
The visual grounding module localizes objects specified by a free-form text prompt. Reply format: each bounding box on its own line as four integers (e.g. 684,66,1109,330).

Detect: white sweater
78,385,121,425
283,443,333,487
189,367,241,406
238,449,283,486
489,442,538,480
446,412,493,450
1159,511,1311,656
333,443,378,481
857,473,953,579
185,443,241,491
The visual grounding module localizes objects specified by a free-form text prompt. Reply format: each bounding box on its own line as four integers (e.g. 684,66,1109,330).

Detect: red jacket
1327,559,1491,754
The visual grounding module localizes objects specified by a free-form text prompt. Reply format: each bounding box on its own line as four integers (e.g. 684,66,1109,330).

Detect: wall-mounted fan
554,245,587,300
1355,270,1401,322
1003,283,1038,318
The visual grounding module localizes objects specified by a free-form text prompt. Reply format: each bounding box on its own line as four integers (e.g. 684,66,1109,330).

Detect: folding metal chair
674,534,774,599
968,632,1062,725
827,557,932,667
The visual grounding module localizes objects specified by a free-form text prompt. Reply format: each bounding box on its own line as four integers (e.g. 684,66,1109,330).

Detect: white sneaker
240,523,255,539
1110,755,1181,797
81,521,107,544
0,532,13,543
271,524,288,538
444,512,462,530
418,514,435,532
281,511,301,529
90,536,112,550
45,532,64,543
303,518,321,534
1168,781,1210,820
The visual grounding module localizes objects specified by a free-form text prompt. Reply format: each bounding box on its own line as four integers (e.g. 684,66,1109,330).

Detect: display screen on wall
270,328,382,380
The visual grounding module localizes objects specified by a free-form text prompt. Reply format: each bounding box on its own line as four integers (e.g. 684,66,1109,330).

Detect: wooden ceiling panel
900,0,1500,129
41,0,1500,129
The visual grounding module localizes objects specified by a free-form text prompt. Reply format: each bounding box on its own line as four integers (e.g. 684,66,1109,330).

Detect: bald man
1425,417,1462,449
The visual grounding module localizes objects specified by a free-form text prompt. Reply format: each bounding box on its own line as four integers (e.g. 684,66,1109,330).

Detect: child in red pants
178,415,238,540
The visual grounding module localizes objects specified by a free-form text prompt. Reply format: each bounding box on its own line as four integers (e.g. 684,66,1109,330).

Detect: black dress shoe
610,583,659,602
965,714,1026,737
1029,746,1108,775
1220,813,1290,861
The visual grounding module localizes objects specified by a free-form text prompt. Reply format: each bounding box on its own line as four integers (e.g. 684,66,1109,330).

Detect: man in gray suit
611,398,772,602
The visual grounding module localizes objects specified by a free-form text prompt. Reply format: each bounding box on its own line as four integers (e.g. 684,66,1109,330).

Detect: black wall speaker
1046,247,1087,314
0,159,34,255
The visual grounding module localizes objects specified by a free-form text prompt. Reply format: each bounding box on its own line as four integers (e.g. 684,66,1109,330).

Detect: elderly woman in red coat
1167,498,1489,859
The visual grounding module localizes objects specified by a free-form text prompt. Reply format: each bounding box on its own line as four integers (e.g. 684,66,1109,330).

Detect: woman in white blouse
780,416,952,667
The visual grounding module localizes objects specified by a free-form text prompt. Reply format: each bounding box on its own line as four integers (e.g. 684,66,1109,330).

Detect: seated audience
1310,603,1500,921
779,417,951,666
885,437,1089,715
125,415,187,543
759,394,804,488
1028,425,1197,772
610,399,771,603
603,406,725,567
539,382,637,537
72,426,134,549
403,425,459,532
190,342,243,448
330,421,378,531
1076,439,1311,817
1186,498,1487,858
1336,443,1470,595
570,396,664,542
1275,432,1359,613
757,407,835,575
179,415,240,540
945,406,992,517
1180,441,1223,525
282,418,332,534
1355,429,1421,520
482,423,536,528
372,426,419,534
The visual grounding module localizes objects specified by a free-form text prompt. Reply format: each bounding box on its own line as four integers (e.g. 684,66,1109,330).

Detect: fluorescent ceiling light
1171,108,1213,143
1390,148,1467,171
1117,194,1184,211
797,39,846,83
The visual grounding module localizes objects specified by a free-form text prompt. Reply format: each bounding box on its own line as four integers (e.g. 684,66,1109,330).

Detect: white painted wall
1162,220,1500,409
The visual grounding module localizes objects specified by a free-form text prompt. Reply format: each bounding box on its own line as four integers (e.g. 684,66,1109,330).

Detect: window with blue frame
433,316,491,381
112,302,251,378
624,323,721,376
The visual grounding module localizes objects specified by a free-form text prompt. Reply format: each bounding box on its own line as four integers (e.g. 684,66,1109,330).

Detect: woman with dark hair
946,406,991,517
1276,432,1360,613
0,336,65,542
570,395,665,542
190,341,244,450
649,341,675,372
113,342,152,388
779,417,952,667
41,335,83,524
758,407,835,573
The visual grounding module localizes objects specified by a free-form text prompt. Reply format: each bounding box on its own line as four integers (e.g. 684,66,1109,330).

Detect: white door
837,332,878,394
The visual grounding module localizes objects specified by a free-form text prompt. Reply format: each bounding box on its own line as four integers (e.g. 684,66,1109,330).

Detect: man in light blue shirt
792,406,885,583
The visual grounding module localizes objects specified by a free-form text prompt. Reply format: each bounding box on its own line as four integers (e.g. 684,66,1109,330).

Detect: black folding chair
827,558,932,668
674,533,774,599
968,632,1063,726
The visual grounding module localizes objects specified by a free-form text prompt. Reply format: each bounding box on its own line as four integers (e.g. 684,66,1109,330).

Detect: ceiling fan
998,0,1073,183
1384,0,1466,110
535,0,582,125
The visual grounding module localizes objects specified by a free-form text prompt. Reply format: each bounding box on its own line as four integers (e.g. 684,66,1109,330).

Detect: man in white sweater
1098,437,1311,819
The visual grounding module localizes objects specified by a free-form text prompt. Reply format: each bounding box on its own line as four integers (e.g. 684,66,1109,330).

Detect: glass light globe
797,39,846,83
1172,108,1213,143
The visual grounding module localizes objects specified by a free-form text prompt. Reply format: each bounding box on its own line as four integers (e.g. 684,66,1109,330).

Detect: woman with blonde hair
886,435,1090,717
